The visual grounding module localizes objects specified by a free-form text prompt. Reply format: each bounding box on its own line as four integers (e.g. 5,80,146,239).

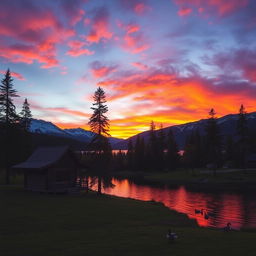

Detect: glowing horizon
0,0,255,139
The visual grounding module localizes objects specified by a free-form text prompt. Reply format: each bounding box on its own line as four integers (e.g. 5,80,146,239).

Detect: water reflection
101,179,256,229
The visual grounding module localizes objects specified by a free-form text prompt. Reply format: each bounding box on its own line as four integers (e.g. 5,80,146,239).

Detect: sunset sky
0,0,256,138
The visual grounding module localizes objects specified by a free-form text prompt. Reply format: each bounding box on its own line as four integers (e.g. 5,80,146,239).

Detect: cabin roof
13,146,71,169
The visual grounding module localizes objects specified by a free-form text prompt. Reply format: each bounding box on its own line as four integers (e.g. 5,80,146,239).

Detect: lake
99,178,256,229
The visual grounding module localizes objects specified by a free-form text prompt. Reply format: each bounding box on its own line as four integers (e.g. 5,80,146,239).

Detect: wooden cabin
12,146,79,193
246,154,256,168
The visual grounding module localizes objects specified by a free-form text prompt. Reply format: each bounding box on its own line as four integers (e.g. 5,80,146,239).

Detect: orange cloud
98,68,256,138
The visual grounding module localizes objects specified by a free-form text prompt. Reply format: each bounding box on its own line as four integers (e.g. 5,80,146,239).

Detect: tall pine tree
166,129,179,171
0,69,20,184
88,87,111,194
236,104,248,168
205,108,221,172
157,124,165,171
20,98,32,131
0,69,19,125
146,121,158,171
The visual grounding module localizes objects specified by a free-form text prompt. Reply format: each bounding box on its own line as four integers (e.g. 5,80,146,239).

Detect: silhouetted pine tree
157,124,165,171
205,108,221,173
0,69,19,124
146,121,158,171
224,135,235,167
236,104,248,168
183,130,202,169
127,139,134,170
20,98,32,131
134,135,145,171
166,129,179,171
88,87,112,194
0,69,20,184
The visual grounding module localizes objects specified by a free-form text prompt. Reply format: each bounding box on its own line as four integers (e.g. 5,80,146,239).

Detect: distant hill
29,119,124,148
114,112,256,150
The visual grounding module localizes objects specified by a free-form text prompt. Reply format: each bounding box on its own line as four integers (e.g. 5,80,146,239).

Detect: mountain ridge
29,111,256,150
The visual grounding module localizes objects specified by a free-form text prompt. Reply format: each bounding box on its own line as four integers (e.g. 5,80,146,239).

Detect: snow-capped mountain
29,119,124,146
64,128,95,142
114,112,256,150
29,119,70,137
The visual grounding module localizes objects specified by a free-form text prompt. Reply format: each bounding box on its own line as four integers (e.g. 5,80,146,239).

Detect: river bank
113,169,256,192
1,185,256,256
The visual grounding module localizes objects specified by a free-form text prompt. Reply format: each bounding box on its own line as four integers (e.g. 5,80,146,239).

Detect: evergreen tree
205,108,221,173
0,69,20,184
127,139,134,170
0,69,19,124
166,129,179,171
146,121,158,171
88,87,111,194
134,135,145,171
236,104,248,168
157,124,165,171
20,98,32,131
88,87,109,136
183,130,202,169
224,135,235,167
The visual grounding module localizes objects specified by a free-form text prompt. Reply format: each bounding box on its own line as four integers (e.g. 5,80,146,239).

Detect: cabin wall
51,152,78,185
26,172,46,191
22,150,79,193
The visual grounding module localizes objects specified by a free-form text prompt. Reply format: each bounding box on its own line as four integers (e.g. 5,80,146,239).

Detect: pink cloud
85,7,113,43
174,0,248,17
132,62,148,70
134,3,150,14
0,70,25,80
90,61,118,78
46,107,90,118
178,7,192,16
118,22,149,54
66,40,94,57
0,43,60,68
61,0,86,25
0,0,76,68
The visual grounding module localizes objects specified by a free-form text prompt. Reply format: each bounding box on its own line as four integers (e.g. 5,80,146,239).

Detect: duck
207,212,215,217
195,209,201,214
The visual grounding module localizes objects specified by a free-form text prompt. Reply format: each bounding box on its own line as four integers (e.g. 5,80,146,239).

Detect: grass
1,185,256,256
143,168,256,185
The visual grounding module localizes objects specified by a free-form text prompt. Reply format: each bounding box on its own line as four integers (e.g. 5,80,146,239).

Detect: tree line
109,105,256,174
0,69,33,184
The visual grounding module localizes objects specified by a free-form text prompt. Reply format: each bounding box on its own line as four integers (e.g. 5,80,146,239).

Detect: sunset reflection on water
103,179,256,229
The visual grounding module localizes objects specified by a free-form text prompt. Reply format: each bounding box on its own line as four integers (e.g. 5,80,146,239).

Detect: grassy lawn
143,168,256,185
1,185,256,256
